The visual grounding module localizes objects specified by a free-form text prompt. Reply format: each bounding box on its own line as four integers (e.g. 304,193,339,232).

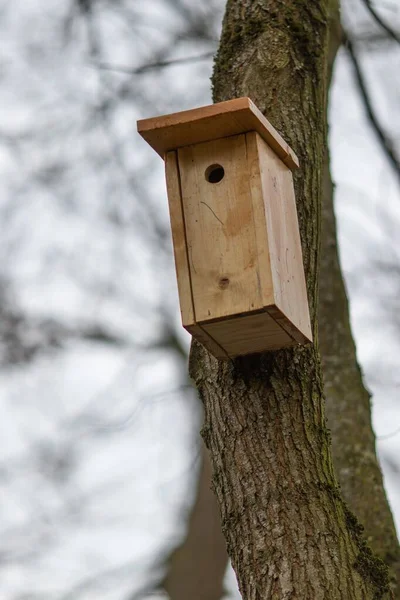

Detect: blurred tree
162,443,227,600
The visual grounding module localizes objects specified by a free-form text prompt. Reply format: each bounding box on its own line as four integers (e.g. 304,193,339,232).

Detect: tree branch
344,33,400,185
92,52,215,75
361,0,400,44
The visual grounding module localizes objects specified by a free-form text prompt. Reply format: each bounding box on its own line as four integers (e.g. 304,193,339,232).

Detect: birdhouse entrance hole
137,97,313,359
205,164,225,184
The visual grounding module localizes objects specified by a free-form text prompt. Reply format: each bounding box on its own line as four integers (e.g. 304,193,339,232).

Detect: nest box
137,97,312,359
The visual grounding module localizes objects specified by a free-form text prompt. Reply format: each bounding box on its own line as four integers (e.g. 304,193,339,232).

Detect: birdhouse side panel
255,135,312,343
177,134,269,323
245,132,275,309
165,151,196,328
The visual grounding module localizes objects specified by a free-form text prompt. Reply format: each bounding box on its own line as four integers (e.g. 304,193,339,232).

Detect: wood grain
165,151,195,328
159,117,311,357
203,311,295,357
186,323,230,360
137,97,299,170
245,132,274,309
256,134,313,343
266,305,310,345
165,151,230,359
178,134,266,323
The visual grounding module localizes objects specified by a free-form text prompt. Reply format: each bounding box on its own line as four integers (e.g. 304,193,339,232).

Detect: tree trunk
318,3,400,594
163,442,227,600
189,1,391,598
320,146,400,598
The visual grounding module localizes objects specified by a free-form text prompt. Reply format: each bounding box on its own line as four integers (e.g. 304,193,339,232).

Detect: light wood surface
186,323,229,359
203,311,295,357
245,132,275,308
256,135,312,343
138,97,299,170
266,306,310,345
178,134,266,323
165,151,230,359
165,151,195,327
157,110,311,358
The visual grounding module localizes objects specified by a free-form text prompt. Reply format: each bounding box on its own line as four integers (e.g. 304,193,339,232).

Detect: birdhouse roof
137,97,299,170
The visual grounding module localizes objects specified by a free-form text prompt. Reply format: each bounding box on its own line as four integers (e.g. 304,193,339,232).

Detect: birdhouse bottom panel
185,309,298,359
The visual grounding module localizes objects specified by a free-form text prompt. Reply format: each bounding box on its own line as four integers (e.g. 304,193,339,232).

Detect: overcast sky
0,1,399,598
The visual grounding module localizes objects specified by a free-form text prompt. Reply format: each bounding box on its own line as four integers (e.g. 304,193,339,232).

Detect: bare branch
360,0,400,44
58,559,156,600
377,424,400,441
344,33,400,185
93,52,215,75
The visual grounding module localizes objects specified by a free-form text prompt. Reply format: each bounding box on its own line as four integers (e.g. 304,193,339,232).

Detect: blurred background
0,0,399,598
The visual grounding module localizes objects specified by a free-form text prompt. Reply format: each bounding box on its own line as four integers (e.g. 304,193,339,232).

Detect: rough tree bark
188,0,392,598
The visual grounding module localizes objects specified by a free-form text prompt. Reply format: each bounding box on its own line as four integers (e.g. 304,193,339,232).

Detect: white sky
0,1,399,599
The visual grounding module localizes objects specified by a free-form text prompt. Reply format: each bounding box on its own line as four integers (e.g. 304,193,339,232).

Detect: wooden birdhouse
137,97,312,359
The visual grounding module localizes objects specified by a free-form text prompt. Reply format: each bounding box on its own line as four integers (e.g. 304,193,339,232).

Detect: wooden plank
245,132,275,309
165,151,230,359
165,151,195,328
266,305,310,345
178,135,264,323
203,312,295,357
185,324,230,360
255,135,313,343
137,97,299,170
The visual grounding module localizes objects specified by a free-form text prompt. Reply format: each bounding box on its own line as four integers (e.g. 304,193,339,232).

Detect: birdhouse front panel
177,134,273,322
137,97,312,358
